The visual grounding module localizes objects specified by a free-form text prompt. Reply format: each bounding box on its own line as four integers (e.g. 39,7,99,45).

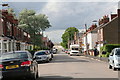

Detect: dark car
0,51,38,80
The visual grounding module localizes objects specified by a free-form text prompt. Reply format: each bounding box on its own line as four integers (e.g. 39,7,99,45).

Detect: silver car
108,48,120,70
34,50,51,63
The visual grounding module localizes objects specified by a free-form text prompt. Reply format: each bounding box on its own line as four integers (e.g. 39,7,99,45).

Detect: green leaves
61,27,79,49
18,9,51,34
18,9,51,47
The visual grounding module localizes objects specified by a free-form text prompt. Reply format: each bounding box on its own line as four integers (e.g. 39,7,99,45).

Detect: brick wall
0,18,3,36
118,9,120,44
103,17,118,44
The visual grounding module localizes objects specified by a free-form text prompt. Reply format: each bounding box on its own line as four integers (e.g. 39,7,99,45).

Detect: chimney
111,14,117,20
103,15,109,24
118,9,120,18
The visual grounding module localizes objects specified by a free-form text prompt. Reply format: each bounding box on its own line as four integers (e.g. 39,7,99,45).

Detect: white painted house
82,30,98,52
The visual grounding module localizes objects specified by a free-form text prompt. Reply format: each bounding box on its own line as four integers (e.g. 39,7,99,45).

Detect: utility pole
85,24,88,55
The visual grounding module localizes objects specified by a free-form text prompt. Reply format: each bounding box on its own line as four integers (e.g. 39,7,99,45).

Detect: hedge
103,44,120,53
100,44,120,57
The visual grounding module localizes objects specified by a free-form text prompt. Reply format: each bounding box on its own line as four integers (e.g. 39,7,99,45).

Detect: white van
70,44,80,56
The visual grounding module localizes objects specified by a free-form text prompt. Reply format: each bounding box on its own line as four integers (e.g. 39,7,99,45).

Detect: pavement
83,55,108,62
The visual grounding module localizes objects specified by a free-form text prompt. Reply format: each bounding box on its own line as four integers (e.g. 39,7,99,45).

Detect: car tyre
46,59,50,63
109,65,112,69
113,67,117,71
30,71,38,80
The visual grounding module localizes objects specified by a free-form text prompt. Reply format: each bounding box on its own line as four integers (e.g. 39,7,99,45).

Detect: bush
103,44,120,53
100,47,104,53
105,52,110,57
100,44,120,57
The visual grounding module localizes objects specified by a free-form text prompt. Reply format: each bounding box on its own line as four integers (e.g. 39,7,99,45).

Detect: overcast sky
2,0,120,43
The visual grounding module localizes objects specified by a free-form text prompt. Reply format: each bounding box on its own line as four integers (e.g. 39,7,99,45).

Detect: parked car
33,50,51,63
67,50,71,54
46,50,53,60
65,49,68,54
52,48,58,54
0,51,38,80
49,50,54,59
108,48,120,70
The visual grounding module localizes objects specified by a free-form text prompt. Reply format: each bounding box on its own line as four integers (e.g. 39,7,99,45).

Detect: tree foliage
18,9,51,47
61,27,79,49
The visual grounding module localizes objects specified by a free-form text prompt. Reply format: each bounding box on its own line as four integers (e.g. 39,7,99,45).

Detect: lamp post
85,24,88,55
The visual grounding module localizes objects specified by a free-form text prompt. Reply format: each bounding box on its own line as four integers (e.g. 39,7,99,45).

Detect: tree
61,27,79,49
18,9,51,48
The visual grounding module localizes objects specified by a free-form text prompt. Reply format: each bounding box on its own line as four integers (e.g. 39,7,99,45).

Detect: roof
96,16,118,30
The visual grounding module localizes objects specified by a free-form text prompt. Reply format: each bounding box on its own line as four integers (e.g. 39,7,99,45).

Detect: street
36,51,118,80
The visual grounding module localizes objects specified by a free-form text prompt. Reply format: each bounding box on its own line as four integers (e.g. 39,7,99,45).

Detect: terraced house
96,9,120,51
0,10,33,53
75,9,120,56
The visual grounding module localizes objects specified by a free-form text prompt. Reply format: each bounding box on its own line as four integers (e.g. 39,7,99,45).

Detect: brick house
0,10,33,53
96,9,120,51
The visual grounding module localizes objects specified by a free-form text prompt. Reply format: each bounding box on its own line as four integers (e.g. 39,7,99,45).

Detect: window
0,52,28,60
35,52,46,55
0,43,1,50
115,49,120,55
8,42,11,52
3,43,7,52
72,48,79,50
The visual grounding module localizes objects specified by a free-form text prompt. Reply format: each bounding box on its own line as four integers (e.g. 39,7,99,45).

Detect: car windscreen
115,49,120,55
0,52,28,60
35,52,46,55
72,48,79,50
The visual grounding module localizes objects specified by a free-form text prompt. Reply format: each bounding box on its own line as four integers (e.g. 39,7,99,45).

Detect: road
36,51,119,80
1,51,119,80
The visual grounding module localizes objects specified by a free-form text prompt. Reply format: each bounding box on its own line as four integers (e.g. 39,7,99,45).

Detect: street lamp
85,24,88,55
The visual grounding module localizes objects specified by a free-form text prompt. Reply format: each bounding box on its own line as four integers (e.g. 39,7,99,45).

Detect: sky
1,0,120,43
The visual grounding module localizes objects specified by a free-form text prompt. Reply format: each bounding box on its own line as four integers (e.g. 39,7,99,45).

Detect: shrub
100,47,104,53
100,44,120,57
103,44,120,53
105,52,110,57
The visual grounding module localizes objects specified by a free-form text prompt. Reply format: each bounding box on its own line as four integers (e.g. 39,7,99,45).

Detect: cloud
40,2,118,31
2,0,120,2
118,1,120,9
2,2,118,43
44,30,65,43
44,29,85,43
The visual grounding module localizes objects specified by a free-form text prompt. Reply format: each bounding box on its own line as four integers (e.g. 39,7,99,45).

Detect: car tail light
0,64,3,69
21,61,31,66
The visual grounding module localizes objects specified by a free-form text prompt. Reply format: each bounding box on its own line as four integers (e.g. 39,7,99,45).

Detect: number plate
6,65,19,69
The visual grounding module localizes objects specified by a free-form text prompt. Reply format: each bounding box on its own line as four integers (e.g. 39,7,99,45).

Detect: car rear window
0,52,28,60
35,52,46,55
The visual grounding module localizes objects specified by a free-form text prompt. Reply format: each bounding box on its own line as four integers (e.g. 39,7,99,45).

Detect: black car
0,51,38,80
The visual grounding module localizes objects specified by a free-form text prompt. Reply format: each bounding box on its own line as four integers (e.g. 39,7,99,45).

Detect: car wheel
30,71,38,80
50,58,52,61
46,59,50,63
113,67,117,71
109,65,112,69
